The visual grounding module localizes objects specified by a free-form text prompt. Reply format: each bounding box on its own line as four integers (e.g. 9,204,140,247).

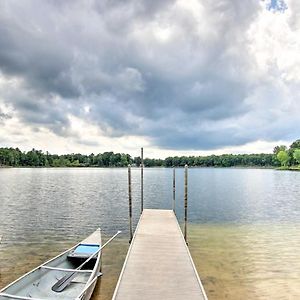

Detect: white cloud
249,2,300,83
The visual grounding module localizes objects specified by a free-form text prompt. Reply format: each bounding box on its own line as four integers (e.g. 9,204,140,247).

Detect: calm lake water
0,168,300,299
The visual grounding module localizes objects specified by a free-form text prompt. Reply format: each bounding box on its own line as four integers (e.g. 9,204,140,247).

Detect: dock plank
112,209,207,300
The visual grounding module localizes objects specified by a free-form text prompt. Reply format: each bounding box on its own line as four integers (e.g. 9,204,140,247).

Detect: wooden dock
112,209,207,300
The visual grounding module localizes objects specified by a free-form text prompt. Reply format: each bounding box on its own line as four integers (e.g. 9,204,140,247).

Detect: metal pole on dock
141,147,144,214
173,167,176,214
128,164,133,243
184,164,188,244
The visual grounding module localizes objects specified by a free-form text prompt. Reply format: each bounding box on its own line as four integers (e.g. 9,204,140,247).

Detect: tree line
0,139,299,168
0,148,133,167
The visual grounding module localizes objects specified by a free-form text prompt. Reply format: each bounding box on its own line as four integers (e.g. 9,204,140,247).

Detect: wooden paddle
52,230,121,292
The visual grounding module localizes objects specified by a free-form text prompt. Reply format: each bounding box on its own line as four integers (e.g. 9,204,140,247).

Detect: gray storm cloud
0,0,299,150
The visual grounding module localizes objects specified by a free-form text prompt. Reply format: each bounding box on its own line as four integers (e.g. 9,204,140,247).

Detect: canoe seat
73,244,100,254
67,244,100,267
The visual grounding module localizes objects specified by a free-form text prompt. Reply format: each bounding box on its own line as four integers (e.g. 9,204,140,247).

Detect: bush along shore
0,139,299,170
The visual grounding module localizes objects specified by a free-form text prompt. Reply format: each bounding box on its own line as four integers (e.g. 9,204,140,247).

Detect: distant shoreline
276,166,300,171
0,165,275,169
1,165,299,171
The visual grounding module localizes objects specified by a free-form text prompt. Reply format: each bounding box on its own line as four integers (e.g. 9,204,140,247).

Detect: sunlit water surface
0,168,300,299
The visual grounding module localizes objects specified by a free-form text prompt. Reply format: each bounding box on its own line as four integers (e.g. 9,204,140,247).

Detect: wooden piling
184,164,188,243
141,147,144,214
128,164,133,243
173,167,176,214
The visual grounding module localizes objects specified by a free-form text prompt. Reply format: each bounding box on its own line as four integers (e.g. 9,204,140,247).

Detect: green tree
273,145,287,155
102,152,113,166
120,154,129,166
290,140,300,150
133,156,141,166
293,149,300,165
277,150,290,167
26,149,40,166
288,140,300,165
70,159,80,167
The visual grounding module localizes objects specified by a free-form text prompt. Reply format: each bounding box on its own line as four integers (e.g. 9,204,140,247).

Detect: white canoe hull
0,229,102,300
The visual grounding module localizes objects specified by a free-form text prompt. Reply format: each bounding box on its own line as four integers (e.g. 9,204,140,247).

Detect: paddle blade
52,272,77,292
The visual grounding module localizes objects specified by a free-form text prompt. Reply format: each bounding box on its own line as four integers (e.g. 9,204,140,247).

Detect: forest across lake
0,139,299,169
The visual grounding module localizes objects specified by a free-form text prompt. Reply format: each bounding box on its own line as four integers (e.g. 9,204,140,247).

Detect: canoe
0,229,102,300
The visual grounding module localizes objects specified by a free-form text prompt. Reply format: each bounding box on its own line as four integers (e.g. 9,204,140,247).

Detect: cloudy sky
0,0,299,158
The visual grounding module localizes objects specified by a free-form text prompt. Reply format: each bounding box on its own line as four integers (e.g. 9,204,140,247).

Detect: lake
0,168,300,299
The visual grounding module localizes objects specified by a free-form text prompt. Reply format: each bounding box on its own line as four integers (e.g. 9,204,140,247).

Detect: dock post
141,147,144,214
184,164,188,244
173,167,176,214
128,164,133,243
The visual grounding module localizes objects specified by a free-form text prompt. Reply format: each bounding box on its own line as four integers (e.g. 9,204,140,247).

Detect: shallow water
189,223,300,300
0,168,300,299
